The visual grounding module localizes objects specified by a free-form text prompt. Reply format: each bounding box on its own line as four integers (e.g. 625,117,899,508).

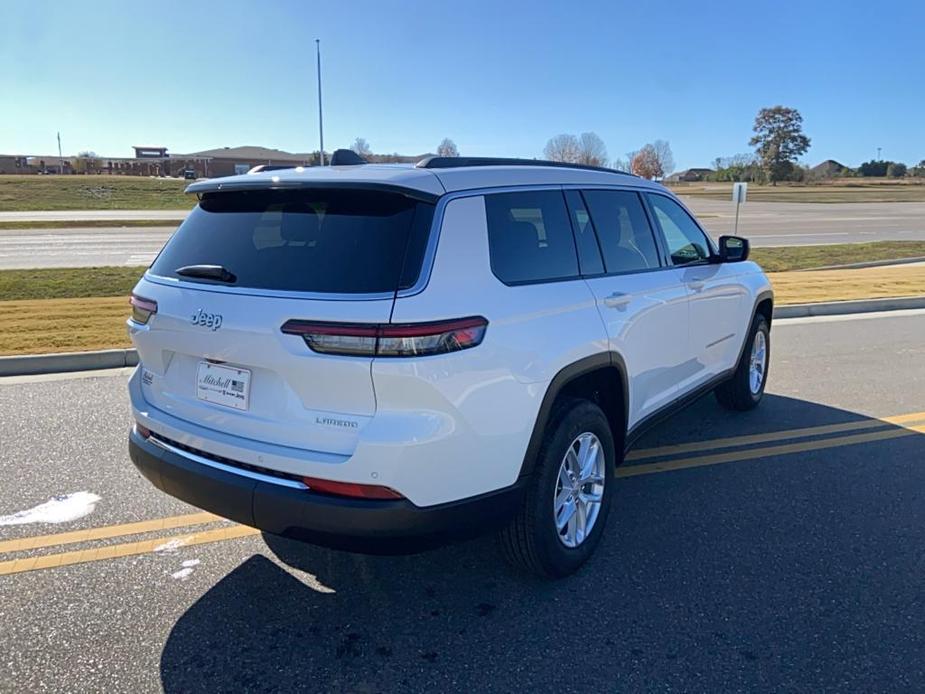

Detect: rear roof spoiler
184,179,439,204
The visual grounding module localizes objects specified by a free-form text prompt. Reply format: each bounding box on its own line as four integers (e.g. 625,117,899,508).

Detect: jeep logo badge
191,308,223,331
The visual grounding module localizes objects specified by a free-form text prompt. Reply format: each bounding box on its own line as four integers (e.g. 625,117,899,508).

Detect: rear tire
715,313,770,411
499,398,616,578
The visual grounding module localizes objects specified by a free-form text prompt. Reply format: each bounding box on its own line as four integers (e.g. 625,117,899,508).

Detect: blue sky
2,0,923,170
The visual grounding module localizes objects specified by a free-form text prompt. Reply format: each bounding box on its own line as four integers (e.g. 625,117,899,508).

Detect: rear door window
149,189,435,293
582,190,661,274
485,190,579,284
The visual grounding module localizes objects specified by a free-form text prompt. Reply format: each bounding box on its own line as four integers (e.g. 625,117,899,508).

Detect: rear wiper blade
175,264,237,283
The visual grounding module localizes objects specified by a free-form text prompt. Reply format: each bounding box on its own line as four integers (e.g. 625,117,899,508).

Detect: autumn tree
437,138,459,157
351,137,372,158
749,106,811,184
630,145,661,179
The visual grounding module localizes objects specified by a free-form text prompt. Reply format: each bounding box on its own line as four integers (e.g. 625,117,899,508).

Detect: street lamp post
316,39,325,166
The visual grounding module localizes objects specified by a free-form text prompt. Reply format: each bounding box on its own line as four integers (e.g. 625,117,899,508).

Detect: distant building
179,146,317,177
810,160,847,178
0,144,430,177
133,146,169,158
666,168,713,183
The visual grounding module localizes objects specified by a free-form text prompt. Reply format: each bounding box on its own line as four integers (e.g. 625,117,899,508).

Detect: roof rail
416,156,634,176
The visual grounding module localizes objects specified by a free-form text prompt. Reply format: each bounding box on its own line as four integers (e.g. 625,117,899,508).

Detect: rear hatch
131,186,435,456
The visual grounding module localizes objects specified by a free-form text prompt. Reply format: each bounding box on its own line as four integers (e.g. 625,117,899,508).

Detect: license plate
196,362,251,411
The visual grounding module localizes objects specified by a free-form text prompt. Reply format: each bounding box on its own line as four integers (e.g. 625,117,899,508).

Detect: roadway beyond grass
2,251,925,355
0,175,194,211
670,179,925,203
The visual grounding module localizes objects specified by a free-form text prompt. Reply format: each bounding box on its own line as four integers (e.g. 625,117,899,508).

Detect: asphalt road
1,309,924,692
687,199,925,247
2,200,925,269
0,226,177,269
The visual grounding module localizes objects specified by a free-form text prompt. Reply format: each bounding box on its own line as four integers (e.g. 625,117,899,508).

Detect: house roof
811,159,846,171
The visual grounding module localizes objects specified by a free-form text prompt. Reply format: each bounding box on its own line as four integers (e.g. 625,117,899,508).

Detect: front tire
499,399,616,578
715,313,770,411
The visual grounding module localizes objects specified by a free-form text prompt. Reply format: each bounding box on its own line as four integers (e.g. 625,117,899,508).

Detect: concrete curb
1,297,924,376
794,256,925,272
774,296,925,319
0,349,138,377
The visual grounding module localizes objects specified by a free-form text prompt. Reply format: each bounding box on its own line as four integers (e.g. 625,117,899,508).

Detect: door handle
603,291,631,308
687,280,705,291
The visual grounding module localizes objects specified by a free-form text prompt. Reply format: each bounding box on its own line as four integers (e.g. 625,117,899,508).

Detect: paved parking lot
1,309,923,692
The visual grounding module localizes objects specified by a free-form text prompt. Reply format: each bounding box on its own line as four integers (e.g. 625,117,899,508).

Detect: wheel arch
518,352,629,479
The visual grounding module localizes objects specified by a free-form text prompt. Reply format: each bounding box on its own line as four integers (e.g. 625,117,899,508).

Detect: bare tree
437,138,459,157
75,151,101,174
652,140,674,178
577,132,608,167
544,133,581,163
351,137,372,158
611,157,631,172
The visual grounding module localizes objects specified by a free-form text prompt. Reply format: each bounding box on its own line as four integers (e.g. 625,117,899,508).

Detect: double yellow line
2,409,925,577
0,513,260,576
620,409,925,477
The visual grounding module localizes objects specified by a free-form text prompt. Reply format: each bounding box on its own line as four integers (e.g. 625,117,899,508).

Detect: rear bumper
129,428,525,554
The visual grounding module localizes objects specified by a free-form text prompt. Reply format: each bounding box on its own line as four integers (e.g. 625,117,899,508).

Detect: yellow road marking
4,410,925,576
626,410,925,461
0,524,260,576
619,424,925,478
0,511,219,554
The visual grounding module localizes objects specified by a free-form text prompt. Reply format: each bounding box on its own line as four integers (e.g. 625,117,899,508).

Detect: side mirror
718,235,749,263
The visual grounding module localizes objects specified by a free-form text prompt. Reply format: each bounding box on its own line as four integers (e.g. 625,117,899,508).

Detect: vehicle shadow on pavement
160,394,925,692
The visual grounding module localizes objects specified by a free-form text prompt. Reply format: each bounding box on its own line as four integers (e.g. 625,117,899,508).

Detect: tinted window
485,191,579,284
582,190,660,273
646,194,711,265
564,190,604,275
149,189,434,293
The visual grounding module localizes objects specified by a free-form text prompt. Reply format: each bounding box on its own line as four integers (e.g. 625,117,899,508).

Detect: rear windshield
149,189,435,294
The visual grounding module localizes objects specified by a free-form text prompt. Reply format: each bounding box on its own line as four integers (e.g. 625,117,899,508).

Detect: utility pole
57,132,63,174
316,39,325,166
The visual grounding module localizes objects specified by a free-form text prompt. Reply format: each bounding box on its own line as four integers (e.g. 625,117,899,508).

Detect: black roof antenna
330,149,368,166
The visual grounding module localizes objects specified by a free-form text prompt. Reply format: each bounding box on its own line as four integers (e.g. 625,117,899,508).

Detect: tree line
354,116,924,184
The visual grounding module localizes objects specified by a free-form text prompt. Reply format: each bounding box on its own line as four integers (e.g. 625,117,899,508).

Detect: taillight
281,316,488,357
129,293,158,325
302,476,404,500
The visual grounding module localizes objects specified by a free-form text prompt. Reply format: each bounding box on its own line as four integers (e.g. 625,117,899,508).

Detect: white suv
128,155,772,577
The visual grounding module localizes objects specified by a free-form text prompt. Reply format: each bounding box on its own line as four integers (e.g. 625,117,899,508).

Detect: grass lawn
0,297,131,355
2,251,925,355
670,179,925,203
751,241,925,272
768,265,925,304
0,175,194,211
0,266,145,301
0,219,179,230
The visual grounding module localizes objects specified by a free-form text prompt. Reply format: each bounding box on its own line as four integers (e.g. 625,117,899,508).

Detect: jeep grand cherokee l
128,155,772,577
